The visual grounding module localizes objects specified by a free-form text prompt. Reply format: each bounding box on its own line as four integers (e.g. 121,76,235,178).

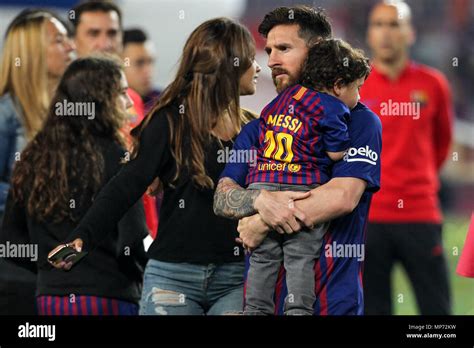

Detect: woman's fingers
47,238,84,270
69,238,83,252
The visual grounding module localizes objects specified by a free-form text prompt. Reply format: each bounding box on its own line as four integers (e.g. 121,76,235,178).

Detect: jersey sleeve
219,119,260,187
317,99,351,152
320,110,351,152
332,103,382,192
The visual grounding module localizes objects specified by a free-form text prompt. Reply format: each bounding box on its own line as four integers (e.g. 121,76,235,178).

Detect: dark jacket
0,137,148,304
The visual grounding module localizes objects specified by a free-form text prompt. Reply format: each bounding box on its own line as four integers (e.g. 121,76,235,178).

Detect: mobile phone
48,245,88,268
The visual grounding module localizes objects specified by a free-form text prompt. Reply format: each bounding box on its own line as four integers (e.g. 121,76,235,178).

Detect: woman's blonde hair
0,11,53,140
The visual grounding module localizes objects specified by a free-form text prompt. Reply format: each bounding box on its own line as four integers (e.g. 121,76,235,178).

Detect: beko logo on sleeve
343,146,379,165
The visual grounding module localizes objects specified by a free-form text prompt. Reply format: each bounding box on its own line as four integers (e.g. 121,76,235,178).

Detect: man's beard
272,68,297,93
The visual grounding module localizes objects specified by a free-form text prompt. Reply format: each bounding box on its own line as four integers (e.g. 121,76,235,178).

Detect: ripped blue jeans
139,259,245,315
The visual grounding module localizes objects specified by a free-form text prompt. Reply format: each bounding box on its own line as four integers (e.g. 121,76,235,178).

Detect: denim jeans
139,259,245,315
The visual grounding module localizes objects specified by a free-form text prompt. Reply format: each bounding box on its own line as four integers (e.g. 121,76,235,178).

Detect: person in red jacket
360,0,453,314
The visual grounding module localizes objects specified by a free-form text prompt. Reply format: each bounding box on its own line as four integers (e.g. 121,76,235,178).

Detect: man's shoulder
319,93,350,116
410,61,449,87
349,102,382,132
239,118,260,137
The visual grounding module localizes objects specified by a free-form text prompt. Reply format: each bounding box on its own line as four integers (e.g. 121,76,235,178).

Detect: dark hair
300,38,371,91
258,5,332,43
71,0,122,30
12,56,127,223
123,28,147,46
132,17,256,189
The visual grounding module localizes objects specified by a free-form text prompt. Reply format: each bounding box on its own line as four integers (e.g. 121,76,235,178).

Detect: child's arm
327,150,347,162
320,104,351,161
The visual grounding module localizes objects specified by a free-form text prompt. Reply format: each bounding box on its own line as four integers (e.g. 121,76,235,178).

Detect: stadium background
0,0,472,315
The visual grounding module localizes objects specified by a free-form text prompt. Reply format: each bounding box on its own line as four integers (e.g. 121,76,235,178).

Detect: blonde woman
0,9,74,314
0,9,74,220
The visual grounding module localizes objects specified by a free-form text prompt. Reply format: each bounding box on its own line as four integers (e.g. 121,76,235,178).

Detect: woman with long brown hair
50,17,261,315
1,56,149,315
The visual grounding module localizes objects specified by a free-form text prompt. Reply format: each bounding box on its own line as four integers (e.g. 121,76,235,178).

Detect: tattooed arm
213,177,311,233
213,177,260,219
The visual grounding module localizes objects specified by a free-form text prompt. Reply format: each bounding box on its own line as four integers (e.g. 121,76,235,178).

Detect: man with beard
214,5,382,315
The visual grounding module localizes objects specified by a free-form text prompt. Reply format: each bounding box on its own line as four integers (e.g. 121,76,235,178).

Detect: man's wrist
253,189,266,212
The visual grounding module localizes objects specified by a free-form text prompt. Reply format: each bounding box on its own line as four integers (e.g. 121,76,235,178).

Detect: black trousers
363,223,451,315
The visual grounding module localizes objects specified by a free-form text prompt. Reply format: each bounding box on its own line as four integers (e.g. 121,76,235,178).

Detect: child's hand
236,214,270,251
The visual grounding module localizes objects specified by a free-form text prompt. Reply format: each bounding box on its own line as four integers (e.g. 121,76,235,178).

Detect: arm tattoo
213,177,260,219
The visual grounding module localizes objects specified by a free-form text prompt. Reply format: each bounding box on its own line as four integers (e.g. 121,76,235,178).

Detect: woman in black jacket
50,17,261,315
0,56,148,315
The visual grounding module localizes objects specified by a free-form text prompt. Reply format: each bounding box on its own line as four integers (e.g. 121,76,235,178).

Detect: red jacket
457,213,474,278
360,61,453,223
123,88,158,238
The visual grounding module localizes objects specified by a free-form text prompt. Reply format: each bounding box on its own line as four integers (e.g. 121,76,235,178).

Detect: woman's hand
47,238,83,271
236,214,270,252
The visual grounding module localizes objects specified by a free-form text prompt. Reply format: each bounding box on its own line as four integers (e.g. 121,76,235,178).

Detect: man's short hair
70,0,122,30
123,28,148,46
258,5,332,43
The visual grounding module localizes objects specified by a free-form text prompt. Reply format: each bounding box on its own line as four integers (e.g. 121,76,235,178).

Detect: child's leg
282,222,328,315
244,231,283,315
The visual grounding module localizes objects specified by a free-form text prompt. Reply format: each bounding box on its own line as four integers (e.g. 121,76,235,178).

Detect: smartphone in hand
48,244,88,269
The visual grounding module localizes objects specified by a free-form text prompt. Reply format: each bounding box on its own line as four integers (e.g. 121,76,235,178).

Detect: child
244,38,371,315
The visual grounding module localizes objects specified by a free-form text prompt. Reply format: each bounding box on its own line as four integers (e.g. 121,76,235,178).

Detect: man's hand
253,189,312,234
214,177,312,234
48,238,83,271
236,214,270,252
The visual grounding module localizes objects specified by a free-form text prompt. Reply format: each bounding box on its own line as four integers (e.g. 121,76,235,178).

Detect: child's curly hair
299,38,371,90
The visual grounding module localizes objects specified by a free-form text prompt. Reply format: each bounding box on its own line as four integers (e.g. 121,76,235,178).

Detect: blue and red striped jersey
221,102,382,315
246,84,350,186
